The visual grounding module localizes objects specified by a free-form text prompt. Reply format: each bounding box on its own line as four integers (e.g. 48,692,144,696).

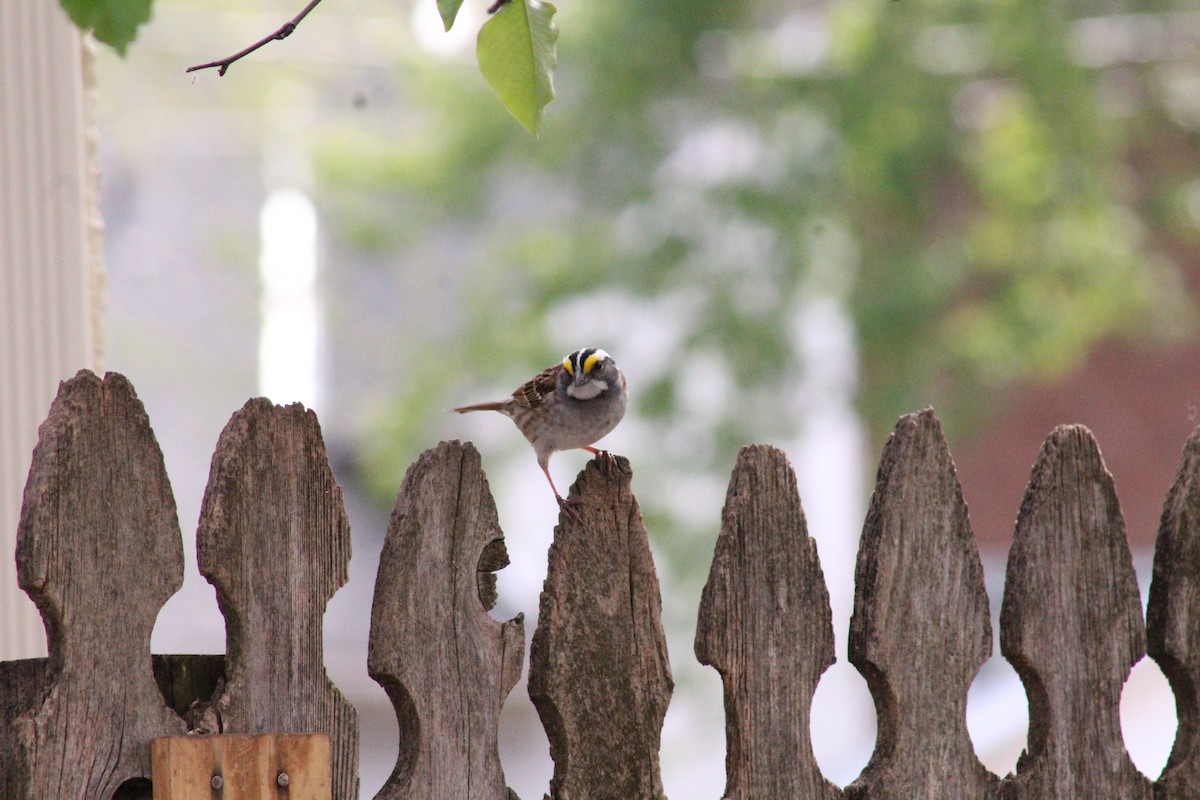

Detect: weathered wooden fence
0,369,1196,799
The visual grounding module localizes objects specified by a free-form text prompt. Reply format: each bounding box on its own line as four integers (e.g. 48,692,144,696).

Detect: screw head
210,774,224,790
277,771,291,788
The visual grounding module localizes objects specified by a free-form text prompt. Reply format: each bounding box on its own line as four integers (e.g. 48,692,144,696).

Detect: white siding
0,0,104,658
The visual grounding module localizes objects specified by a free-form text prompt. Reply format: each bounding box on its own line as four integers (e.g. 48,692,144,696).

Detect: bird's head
560,347,618,400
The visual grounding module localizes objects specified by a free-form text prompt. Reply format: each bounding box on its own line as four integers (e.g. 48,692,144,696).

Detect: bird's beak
566,369,607,399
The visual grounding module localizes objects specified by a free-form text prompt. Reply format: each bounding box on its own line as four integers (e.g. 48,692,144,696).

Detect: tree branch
186,0,325,76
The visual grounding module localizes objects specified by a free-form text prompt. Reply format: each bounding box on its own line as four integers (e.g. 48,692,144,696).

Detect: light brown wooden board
152,732,331,799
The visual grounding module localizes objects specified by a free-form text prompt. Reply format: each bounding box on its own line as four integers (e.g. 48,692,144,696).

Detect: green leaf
59,0,153,56
437,0,464,31
476,0,558,135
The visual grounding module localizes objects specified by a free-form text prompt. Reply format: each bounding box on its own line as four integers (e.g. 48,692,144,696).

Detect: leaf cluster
71,0,558,134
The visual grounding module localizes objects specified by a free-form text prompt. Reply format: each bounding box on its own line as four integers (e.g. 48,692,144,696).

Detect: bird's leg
540,462,563,499
582,445,617,466
541,463,583,522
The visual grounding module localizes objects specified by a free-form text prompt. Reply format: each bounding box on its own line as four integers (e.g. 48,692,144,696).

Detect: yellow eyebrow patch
562,356,574,375
583,352,602,373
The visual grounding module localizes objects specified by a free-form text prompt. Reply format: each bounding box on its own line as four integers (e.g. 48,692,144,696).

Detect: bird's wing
512,363,562,409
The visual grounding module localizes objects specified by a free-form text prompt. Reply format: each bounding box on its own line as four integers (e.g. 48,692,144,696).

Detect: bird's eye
581,348,611,373
562,355,574,375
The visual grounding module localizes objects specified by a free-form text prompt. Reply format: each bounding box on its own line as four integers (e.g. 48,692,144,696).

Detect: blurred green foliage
312,0,1200,509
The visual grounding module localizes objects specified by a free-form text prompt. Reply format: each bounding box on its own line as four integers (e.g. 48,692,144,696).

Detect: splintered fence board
7,371,187,798
528,453,674,800
196,398,358,799
151,733,331,800
367,440,524,800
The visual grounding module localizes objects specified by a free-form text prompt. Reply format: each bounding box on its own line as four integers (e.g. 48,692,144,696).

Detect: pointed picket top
999,425,1150,799
196,398,358,800
368,441,524,800
8,370,186,797
528,454,673,800
695,444,841,800
847,409,998,799
1147,425,1200,798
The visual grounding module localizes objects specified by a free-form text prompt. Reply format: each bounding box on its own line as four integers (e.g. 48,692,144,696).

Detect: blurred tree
311,0,1199,521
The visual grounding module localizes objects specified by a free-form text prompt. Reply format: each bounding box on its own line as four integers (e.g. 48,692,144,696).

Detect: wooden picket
3,372,188,799
367,440,523,799
846,411,998,799
694,444,839,800
197,398,359,797
1000,425,1151,799
0,369,1194,799
1147,425,1200,799
527,452,672,800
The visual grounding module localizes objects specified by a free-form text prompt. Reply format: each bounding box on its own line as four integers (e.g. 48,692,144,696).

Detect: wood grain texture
0,655,222,767
152,733,331,800
4,370,187,798
367,441,524,800
1147,425,1200,798
0,659,45,738
694,444,841,800
528,454,673,800
196,399,358,800
999,425,1151,799
847,410,998,800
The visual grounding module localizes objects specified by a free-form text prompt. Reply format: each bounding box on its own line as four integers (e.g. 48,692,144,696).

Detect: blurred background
10,0,1200,795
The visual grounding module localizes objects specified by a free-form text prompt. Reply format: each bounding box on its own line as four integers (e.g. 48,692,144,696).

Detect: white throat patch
567,379,607,400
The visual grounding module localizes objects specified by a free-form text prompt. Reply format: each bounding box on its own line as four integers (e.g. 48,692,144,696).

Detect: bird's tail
452,401,506,413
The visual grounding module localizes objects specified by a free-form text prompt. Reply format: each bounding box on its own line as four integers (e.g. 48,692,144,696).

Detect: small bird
453,347,628,509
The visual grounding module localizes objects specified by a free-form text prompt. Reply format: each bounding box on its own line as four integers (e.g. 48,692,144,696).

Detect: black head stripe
565,347,608,376
566,348,589,375
578,347,596,374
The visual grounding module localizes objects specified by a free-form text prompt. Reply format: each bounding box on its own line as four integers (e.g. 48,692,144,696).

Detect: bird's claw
556,494,585,524
585,447,619,468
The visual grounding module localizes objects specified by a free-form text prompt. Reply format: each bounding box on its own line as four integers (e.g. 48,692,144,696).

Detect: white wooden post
0,0,105,657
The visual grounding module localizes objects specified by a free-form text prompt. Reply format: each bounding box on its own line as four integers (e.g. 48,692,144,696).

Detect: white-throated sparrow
453,347,628,509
